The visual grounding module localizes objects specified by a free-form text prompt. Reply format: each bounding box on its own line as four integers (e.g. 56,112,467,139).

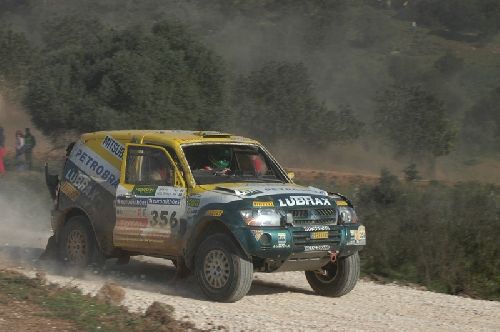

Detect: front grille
287,208,337,226
292,229,342,251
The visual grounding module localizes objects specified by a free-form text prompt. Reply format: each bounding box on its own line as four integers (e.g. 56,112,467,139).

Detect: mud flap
39,235,58,261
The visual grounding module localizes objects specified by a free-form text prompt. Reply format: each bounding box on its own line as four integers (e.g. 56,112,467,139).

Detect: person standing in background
15,129,25,171
24,127,36,170
0,126,5,175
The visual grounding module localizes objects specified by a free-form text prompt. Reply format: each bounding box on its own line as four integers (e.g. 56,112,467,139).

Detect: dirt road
2,247,499,332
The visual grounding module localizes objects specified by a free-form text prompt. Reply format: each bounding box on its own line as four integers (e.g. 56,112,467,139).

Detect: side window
125,146,174,186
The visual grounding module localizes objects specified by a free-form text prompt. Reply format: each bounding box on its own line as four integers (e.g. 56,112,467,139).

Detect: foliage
0,270,182,331
232,61,364,145
403,163,421,181
24,18,228,138
434,51,464,76
0,26,34,90
461,87,500,154
374,85,456,160
357,174,500,300
411,0,500,37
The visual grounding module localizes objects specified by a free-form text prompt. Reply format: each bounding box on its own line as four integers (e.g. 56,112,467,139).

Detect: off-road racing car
45,130,365,302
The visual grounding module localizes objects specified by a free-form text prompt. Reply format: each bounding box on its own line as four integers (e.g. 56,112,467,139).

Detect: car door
113,143,186,255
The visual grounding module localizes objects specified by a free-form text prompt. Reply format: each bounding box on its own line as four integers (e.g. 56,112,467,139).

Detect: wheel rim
314,261,338,283
203,249,230,289
66,229,87,265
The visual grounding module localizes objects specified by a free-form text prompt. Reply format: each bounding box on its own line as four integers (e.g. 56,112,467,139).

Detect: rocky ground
1,247,499,332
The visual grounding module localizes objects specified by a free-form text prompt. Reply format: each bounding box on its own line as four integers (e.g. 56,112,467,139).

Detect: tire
195,234,253,302
58,216,103,268
305,252,360,297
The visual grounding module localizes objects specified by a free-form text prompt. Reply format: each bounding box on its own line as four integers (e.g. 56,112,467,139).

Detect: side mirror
287,171,295,180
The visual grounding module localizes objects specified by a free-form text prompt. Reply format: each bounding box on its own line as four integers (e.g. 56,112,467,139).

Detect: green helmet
209,147,231,169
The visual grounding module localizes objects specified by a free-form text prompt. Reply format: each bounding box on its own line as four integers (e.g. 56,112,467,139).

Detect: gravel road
3,249,499,332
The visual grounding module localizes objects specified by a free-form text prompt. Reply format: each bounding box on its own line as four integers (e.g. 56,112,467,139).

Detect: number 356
150,210,178,227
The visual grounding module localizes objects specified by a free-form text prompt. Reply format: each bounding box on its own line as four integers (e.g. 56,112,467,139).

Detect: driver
204,146,231,172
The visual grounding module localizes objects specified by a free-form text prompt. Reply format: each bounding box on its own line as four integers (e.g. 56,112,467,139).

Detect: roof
80,130,259,145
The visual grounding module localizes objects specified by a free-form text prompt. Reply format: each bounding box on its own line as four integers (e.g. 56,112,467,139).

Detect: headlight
338,206,359,224
240,209,281,226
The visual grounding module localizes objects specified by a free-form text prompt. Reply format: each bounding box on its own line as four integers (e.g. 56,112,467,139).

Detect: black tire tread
58,215,103,268
195,234,253,302
305,252,360,297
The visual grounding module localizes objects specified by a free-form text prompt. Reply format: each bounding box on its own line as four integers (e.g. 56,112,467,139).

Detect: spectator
24,127,36,170
0,126,5,175
15,129,25,171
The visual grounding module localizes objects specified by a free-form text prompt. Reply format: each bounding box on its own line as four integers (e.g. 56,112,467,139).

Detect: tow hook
329,250,339,263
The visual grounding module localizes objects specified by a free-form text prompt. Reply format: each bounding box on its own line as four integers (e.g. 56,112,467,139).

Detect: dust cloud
0,93,53,251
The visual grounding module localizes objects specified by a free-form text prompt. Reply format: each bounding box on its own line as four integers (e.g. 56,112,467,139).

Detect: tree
374,85,456,165
461,87,500,154
0,27,34,94
232,61,363,145
24,18,228,139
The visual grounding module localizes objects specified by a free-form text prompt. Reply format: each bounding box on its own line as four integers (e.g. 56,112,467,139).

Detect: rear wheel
58,216,103,268
305,252,360,297
195,234,253,302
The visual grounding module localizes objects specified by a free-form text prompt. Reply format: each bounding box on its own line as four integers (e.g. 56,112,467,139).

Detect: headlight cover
240,209,281,226
338,206,359,224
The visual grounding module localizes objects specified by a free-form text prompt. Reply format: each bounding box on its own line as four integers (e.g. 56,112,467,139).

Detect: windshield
182,144,286,185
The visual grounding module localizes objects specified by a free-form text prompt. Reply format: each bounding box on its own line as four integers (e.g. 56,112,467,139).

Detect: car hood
199,183,328,198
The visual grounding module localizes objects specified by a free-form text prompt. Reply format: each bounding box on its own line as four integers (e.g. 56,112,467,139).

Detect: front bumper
234,224,365,260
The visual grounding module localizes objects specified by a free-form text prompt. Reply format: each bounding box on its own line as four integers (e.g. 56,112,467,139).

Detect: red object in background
0,147,6,174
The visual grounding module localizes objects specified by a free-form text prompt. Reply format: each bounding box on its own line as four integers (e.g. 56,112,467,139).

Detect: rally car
45,130,365,302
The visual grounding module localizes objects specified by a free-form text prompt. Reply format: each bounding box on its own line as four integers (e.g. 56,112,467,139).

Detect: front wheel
195,234,253,302
305,252,360,297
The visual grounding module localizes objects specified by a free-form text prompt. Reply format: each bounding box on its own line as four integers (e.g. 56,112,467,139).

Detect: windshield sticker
278,196,331,207
253,201,274,208
102,135,125,160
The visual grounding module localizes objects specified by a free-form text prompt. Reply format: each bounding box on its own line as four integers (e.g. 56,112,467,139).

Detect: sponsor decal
336,200,348,206
101,135,125,160
253,201,274,208
116,218,149,228
303,225,330,231
304,245,330,252
156,187,184,197
187,198,201,207
116,198,149,208
70,141,120,192
59,181,80,201
278,232,287,244
278,196,331,207
64,165,99,200
234,189,263,196
147,197,181,206
206,209,224,217
272,243,291,249
132,185,158,196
